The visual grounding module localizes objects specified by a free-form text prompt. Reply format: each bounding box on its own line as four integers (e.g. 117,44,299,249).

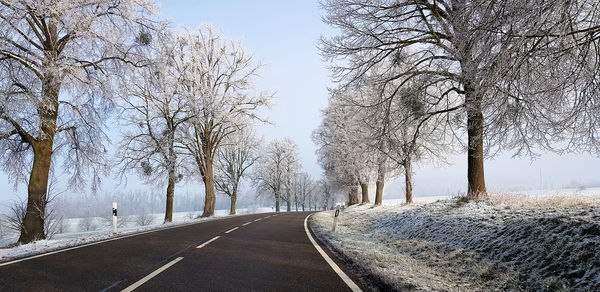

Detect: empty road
0,212,363,291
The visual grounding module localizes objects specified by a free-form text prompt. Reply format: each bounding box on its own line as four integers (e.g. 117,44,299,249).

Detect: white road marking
254,218,262,222
224,227,239,234
242,221,252,226
303,214,362,292
121,257,183,292
196,236,220,249
0,217,221,267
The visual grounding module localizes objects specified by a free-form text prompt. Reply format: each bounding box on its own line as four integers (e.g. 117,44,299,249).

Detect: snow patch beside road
310,194,600,291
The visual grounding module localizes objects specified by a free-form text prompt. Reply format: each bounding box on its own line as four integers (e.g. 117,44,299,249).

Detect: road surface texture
0,212,364,291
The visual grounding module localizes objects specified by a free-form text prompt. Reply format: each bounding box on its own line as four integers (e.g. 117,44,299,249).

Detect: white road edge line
0,215,233,267
254,218,261,222
242,222,252,226
0,226,180,267
196,236,220,249
303,214,362,292
224,227,239,234
121,256,183,292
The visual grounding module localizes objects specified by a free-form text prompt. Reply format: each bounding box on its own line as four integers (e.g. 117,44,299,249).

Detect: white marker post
112,202,118,233
332,207,340,232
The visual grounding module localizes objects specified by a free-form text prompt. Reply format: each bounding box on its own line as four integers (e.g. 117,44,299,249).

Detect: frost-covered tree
281,144,301,212
118,31,192,223
253,138,300,212
179,26,272,217
214,128,260,215
0,0,158,243
313,89,379,206
293,172,314,211
320,0,600,198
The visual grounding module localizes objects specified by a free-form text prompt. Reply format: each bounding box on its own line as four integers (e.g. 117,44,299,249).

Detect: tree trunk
275,190,280,212
374,171,384,206
360,183,369,204
201,159,216,217
301,203,305,211
404,159,413,204
229,195,236,215
19,74,60,244
286,198,291,212
466,92,486,198
348,185,359,205
19,141,53,243
164,168,175,223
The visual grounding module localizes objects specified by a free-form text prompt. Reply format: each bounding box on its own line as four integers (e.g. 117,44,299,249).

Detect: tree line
0,1,282,244
314,0,600,206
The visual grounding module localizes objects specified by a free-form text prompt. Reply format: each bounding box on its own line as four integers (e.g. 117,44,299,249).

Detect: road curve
0,212,364,291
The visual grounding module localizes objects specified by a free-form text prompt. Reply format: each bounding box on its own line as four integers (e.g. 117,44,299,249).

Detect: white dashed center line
224,227,239,234
121,257,183,292
197,236,220,249
242,221,252,226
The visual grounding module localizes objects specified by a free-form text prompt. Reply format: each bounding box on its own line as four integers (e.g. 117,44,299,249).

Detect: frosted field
311,191,600,291
0,207,272,262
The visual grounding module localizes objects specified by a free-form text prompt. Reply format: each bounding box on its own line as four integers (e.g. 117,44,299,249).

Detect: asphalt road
0,212,363,291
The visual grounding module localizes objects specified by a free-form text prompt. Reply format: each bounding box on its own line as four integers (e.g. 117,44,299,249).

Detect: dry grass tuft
485,192,600,209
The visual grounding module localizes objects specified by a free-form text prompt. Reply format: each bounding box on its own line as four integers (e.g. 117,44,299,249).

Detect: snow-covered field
0,206,271,262
310,192,600,291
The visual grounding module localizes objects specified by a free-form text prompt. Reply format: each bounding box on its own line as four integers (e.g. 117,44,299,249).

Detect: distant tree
320,0,600,199
313,89,379,206
295,172,315,211
179,26,272,217
253,138,300,212
117,31,192,223
0,0,158,243
214,129,260,215
317,177,335,210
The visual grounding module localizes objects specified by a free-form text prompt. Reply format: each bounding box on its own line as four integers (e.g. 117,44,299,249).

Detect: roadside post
332,207,340,232
112,202,118,233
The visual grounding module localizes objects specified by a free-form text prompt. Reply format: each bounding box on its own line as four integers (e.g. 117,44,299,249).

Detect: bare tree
253,138,300,212
313,88,379,206
179,26,272,217
0,0,158,243
118,31,192,223
214,128,260,215
294,172,315,211
320,0,600,199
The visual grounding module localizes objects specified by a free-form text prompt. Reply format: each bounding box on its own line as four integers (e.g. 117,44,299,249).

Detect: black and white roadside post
332,206,340,232
112,202,118,233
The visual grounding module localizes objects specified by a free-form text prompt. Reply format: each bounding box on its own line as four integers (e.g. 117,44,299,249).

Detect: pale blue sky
2,1,600,209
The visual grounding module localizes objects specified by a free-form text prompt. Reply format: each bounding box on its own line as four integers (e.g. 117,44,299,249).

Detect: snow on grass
0,207,272,262
310,193,600,291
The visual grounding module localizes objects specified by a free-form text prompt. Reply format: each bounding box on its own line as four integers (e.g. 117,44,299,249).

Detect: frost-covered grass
0,206,271,262
310,193,600,291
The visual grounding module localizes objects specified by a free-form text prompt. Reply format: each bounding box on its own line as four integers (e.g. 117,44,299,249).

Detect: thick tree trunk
164,169,175,223
301,203,305,211
374,171,384,206
229,195,236,215
19,75,59,244
286,198,291,212
404,159,413,204
275,190,280,212
201,159,216,217
360,183,369,204
19,141,53,243
348,185,359,205
466,92,486,198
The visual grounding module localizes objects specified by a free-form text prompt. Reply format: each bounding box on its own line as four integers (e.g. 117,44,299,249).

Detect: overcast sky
1,0,600,208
